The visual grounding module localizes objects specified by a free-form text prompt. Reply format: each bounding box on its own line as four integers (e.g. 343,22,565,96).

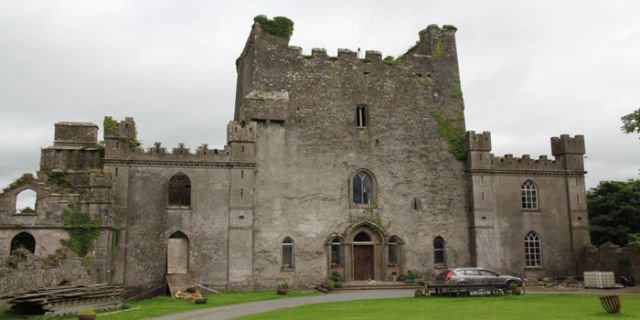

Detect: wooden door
353,245,374,280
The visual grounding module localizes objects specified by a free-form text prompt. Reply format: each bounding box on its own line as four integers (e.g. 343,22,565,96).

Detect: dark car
434,267,524,289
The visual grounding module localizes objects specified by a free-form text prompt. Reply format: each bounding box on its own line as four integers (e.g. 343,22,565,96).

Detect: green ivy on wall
431,39,444,59
253,15,294,39
434,110,468,160
60,203,101,257
2,173,34,193
103,116,119,136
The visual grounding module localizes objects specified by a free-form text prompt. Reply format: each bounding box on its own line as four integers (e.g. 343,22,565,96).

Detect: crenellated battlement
102,118,256,165
551,134,585,156
467,131,492,151
467,131,586,172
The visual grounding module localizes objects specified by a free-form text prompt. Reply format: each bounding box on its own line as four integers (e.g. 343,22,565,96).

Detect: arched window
168,173,191,207
354,231,371,242
282,237,294,269
388,236,400,266
524,231,542,267
331,237,342,268
11,232,36,254
433,236,445,264
16,189,37,214
353,171,374,205
521,180,538,209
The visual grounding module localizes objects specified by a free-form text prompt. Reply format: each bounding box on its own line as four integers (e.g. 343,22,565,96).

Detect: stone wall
584,243,640,283
0,248,90,296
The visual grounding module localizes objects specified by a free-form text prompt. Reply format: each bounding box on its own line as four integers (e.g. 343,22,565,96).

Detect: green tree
621,107,640,135
60,203,101,257
587,180,640,246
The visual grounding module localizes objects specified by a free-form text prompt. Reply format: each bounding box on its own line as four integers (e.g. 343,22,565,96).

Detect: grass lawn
239,295,640,320
0,291,316,320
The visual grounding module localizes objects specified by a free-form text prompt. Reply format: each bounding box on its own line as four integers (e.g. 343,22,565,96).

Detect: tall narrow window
356,106,367,127
282,237,294,269
521,180,538,209
388,236,399,266
353,171,374,205
169,173,191,207
331,237,342,267
433,236,445,264
524,231,542,267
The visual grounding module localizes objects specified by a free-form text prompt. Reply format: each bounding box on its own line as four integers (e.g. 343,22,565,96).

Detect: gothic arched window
353,171,374,206
521,180,538,209
524,231,542,267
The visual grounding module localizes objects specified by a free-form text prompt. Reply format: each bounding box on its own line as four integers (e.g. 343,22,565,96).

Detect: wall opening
16,189,37,214
167,231,189,274
11,232,36,254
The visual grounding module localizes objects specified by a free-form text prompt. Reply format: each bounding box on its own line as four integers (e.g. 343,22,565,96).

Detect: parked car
433,267,524,288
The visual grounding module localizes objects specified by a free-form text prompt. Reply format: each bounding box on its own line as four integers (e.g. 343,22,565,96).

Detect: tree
621,107,640,136
587,180,640,246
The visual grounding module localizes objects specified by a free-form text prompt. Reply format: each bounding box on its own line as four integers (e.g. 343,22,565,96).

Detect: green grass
0,291,316,320
239,295,640,320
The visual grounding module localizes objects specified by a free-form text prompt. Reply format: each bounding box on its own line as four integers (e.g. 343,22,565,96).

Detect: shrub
253,15,294,39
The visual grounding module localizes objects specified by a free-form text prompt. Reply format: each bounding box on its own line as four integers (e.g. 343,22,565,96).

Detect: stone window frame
521,180,539,210
281,236,295,271
350,169,377,209
168,172,192,208
387,235,404,267
330,236,343,268
433,236,446,265
15,188,38,215
355,105,368,128
524,231,543,268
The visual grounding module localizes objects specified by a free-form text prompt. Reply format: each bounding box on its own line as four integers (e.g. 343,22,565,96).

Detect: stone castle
0,18,590,294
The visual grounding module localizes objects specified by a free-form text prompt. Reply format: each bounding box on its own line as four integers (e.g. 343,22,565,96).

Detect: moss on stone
431,39,444,59
2,173,34,193
103,116,119,136
383,56,396,65
254,15,294,40
434,110,467,160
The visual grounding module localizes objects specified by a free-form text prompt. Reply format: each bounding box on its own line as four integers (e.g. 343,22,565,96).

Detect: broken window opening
168,173,191,207
11,232,36,254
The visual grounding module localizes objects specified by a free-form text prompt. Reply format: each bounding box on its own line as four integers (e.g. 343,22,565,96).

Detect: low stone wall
0,248,90,296
584,243,640,284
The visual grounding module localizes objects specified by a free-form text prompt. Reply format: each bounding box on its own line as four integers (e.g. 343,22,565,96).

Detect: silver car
434,267,524,288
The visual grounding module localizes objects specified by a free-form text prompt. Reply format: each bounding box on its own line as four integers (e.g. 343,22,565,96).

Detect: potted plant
414,288,425,297
325,278,336,291
405,270,418,283
277,282,289,295
331,271,345,288
77,308,96,320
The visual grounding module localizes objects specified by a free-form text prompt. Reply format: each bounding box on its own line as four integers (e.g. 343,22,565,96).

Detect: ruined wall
0,248,90,296
236,22,470,288
584,243,640,283
467,131,589,278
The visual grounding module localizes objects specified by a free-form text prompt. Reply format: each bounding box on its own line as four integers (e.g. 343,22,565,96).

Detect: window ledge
167,206,192,210
12,213,38,216
524,266,544,270
521,209,541,213
281,266,295,272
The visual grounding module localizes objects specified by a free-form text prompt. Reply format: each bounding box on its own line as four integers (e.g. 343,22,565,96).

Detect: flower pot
405,278,415,283
600,295,621,314
78,314,96,320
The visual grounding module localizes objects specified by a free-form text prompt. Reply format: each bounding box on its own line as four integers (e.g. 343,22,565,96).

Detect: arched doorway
11,232,36,254
353,231,374,280
343,222,385,281
167,231,189,274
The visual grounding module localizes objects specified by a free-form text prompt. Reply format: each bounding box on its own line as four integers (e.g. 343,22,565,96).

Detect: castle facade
0,19,590,293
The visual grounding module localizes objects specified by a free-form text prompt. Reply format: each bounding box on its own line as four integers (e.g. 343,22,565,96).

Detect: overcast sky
1,0,639,191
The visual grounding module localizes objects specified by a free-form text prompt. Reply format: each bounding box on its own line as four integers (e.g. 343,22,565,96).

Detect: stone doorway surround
342,221,386,281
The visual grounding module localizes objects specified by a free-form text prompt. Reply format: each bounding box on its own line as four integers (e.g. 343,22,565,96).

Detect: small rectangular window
356,106,367,127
